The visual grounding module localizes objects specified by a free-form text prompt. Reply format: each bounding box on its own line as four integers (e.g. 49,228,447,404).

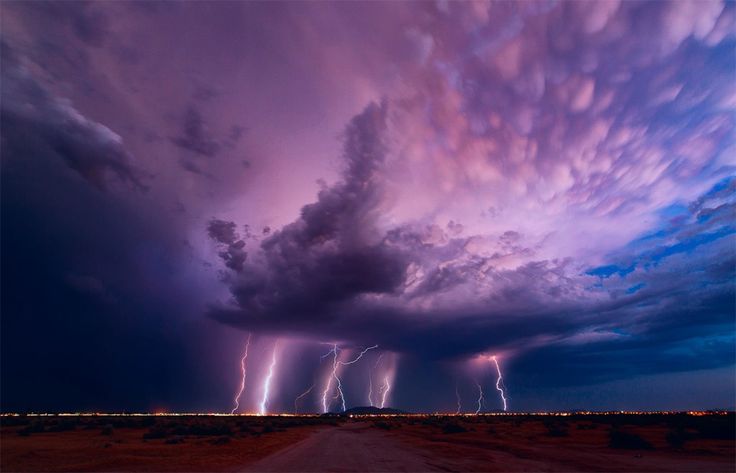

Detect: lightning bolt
258,341,278,415
339,345,378,365
492,355,508,412
320,344,339,413
294,383,315,415
321,344,378,413
380,376,391,408
230,333,252,414
455,383,462,415
474,380,484,414
368,353,384,407
368,375,374,407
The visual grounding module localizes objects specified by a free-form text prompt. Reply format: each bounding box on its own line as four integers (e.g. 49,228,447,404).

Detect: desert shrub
577,423,597,430
100,424,114,436
17,420,45,436
1,416,30,427
181,423,233,436
239,424,255,434
142,426,169,440
442,422,468,434
210,436,231,445
140,417,156,427
665,427,689,449
165,436,185,444
609,430,654,450
278,420,301,429
111,417,151,429
694,418,735,440
544,421,569,437
261,423,275,434
373,421,392,430
47,419,77,432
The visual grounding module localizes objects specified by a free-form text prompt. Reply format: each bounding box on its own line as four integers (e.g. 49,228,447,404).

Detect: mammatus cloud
208,219,248,273
209,101,733,371
208,0,734,385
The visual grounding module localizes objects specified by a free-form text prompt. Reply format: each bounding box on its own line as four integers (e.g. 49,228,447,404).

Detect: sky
1,0,734,414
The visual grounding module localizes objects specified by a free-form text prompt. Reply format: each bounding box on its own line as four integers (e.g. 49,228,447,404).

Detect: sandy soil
387,417,735,472
1,417,322,472
2,414,734,472
242,421,436,472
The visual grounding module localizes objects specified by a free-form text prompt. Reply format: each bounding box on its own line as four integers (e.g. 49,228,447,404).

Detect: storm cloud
207,0,735,386
2,0,734,412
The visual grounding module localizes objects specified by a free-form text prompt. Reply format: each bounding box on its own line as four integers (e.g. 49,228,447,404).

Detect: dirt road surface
242,422,439,472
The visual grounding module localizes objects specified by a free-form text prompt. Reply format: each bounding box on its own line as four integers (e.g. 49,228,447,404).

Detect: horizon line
1,410,733,417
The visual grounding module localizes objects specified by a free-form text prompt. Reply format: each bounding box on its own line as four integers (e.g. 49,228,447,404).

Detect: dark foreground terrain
1,413,733,472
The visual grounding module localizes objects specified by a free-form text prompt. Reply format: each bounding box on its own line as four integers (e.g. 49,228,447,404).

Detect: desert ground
1,413,733,472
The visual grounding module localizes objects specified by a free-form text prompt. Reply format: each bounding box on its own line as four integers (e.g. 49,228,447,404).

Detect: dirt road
242,422,439,472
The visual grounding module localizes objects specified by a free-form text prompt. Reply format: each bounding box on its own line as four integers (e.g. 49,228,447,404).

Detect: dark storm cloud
11,1,111,47
210,102,408,310
2,0,734,413
207,102,586,350
0,43,227,413
0,45,143,190
172,106,222,157
208,98,734,385
208,219,247,272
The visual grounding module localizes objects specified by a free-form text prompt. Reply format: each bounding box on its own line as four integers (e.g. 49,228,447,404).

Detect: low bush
609,430,654,450
694,419,735,440
2,416,31,427
210,436,231,445
544,421,569,437
47,419,77,432
442,423,468,434
17,420,45,436
142,426,169,440
665,427,689,449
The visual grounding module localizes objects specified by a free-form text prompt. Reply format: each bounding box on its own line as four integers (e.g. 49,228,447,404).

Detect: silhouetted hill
340,406,408,415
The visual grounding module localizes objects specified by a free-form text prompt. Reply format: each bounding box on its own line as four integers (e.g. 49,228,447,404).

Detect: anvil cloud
1,1,734,412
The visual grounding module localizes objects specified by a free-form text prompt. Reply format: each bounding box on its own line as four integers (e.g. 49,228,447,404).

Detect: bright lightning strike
339,345,378,365
321,344,339,413
492,355,508,412
455,383,462,415
258,342,278,416
380,376,391,408
474,381,484,414
368,375,373,407
230,333,252,414
294,383,314,415
368,353,384,407
321,344,378,413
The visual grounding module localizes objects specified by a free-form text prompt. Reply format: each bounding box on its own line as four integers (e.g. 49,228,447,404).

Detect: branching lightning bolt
474,381,484,414
339,345,378,365
455,383,462,415
321,344,377,413
294,383,315,415
492,355,508,412
258,341,278,415
321,344,339,413
230,333,252,414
